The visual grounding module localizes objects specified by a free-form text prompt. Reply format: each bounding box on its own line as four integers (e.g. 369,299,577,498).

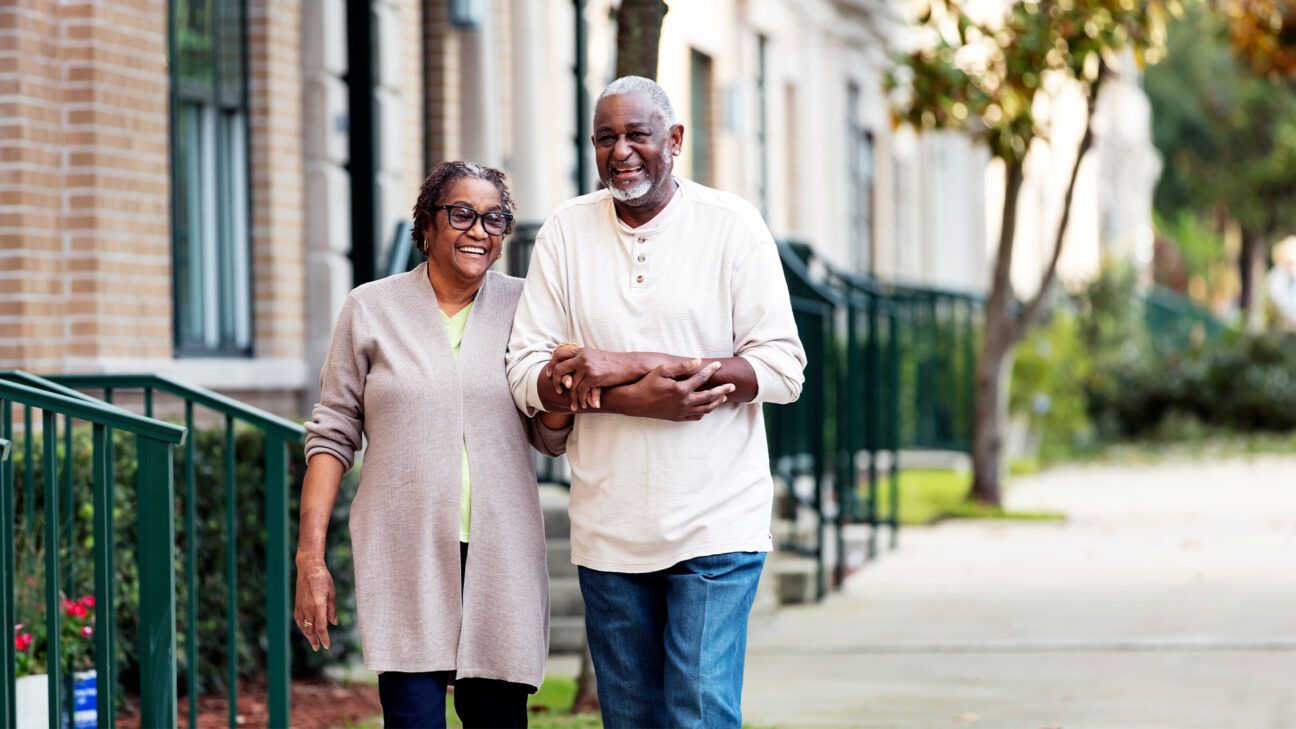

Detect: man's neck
612,178,679,229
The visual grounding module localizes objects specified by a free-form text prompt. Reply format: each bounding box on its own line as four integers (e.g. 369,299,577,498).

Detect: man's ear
669,124,684,155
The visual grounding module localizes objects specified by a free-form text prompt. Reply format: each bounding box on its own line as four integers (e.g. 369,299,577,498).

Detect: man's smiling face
592,92,683,212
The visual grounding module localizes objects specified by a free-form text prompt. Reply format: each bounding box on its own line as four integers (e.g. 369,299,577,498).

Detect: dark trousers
377,542,531,729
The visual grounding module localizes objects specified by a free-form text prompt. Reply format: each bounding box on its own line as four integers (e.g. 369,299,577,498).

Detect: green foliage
1146,1,1296,238
11,423,358,697
1011,309,1096,460
870,469,1064,525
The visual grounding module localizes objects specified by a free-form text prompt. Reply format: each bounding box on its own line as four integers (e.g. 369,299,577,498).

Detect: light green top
442,303,474,542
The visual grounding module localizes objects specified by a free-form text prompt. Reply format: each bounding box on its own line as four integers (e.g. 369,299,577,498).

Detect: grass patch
870,469,1064,525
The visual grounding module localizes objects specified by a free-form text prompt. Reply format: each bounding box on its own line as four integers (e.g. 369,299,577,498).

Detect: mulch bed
116,677,382,729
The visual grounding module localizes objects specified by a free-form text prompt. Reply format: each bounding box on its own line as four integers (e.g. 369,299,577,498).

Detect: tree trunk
614,0,668,79
571,2,671,713
572,644,599,714
1240,230,1268,332
970,161,1024,506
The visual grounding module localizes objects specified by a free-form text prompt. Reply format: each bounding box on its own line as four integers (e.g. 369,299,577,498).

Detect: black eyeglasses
434,205,513,236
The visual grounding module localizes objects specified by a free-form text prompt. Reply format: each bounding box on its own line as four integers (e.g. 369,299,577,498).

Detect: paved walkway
742,457,1296,729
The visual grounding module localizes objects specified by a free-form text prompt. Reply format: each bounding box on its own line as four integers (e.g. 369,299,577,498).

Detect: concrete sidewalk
742,457,1296,729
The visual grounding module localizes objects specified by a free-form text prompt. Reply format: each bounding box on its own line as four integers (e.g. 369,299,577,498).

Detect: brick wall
247,0,305,361
0,0,171,371
423,0,460,165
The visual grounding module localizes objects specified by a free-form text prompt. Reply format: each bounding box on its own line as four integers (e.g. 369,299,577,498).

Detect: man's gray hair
596,76,678,127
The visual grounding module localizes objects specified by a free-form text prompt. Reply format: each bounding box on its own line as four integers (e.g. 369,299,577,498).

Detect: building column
510,0,549,221
303,0,352,402
458,0,500,166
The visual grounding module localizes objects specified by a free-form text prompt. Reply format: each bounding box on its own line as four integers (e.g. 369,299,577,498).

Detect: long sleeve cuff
528,417,572,457
740,349,805,405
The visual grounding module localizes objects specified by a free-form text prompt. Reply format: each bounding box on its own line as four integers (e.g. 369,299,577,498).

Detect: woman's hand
294,555,338,651
548,347,647,411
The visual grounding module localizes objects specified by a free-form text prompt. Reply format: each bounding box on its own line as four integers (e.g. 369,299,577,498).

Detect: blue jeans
578,551,766,729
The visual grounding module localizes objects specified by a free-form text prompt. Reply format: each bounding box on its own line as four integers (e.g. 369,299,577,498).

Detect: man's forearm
634,354,757,403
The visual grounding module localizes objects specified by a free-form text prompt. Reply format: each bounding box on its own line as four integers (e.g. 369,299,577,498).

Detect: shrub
10,422,359,698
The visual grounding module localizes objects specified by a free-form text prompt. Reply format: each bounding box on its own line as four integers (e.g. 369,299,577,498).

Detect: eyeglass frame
432,204,514,236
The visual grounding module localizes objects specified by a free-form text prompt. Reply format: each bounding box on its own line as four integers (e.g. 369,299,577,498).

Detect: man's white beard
608,178,652,202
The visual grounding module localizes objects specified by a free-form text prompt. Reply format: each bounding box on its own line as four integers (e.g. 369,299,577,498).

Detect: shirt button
635,275,645,283
637,237,646,244
637,254,646,263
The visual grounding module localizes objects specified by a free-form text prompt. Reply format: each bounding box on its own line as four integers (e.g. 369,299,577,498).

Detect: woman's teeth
458,246,486,256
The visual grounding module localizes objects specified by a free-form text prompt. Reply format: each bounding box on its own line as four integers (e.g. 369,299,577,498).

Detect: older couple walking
295,76,806,729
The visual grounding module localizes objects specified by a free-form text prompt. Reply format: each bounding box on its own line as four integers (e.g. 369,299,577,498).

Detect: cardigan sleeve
507,227,570,417
525,414,572,457
304,294,369,471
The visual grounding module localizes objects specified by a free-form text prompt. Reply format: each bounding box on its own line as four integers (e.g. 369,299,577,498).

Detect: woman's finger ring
303,620,314,629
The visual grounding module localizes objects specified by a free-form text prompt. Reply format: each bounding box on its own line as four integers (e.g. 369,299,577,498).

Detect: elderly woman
295,161,571,729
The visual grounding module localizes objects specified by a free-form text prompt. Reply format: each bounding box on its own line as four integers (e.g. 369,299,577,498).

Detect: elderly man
507,75,806,728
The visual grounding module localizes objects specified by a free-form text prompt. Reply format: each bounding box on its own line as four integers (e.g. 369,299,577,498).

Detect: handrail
48,374,305,441
45,372,299,729
1,370,185,729
383,219,417,278
0,380,185,444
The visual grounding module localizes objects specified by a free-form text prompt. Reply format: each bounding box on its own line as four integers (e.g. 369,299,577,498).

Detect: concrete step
548,538,577,577
539,484,571,539
550,575,585,617
549,615,586,654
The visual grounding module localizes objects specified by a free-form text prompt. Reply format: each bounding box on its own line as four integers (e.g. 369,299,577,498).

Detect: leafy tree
572,0,671,712
889,0,1171,505
1146,1,1296,323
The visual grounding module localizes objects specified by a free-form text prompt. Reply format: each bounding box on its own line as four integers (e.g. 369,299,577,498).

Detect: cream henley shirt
506,178,807,573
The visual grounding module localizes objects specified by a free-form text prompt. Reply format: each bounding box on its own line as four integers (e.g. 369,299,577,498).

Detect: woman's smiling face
425,176,505,285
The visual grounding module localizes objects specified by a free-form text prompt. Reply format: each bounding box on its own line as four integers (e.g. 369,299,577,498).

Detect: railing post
265,434,292,729
91,424,115,729
0,415,14,729
135,436,177,729
43,410,63,729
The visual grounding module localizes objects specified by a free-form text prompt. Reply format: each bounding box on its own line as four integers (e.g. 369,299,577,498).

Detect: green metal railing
1145,284,1227,350
42,374,306,729
768,242,841,600
769,244,983,595
383,220,418,279
0,374,187,729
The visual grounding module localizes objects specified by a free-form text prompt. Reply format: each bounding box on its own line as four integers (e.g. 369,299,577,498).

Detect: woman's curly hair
411,161,515,254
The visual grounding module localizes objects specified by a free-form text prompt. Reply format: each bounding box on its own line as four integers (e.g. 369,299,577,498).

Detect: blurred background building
0,0,1160,415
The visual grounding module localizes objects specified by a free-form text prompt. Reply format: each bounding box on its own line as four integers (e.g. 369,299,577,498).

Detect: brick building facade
2,0,1156,418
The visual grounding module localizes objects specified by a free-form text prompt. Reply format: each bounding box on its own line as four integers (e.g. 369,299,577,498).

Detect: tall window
689,49,715,186
847,83,875,273
170,0,252,355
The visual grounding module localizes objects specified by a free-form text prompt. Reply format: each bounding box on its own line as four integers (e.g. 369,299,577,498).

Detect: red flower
63,598,75,613
80,626,93,639
78,595,96,609
14,633,33,652
67,603,88,619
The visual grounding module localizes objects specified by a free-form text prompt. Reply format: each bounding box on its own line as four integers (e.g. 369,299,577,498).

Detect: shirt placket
630,233,651,289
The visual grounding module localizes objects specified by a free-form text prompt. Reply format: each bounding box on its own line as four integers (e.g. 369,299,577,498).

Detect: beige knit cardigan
304,265,564,688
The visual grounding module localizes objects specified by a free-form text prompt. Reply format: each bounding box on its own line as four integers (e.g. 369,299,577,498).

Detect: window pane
171,0,251,356
690,49,714,187
174,102,208,348
175,0,213,98
216,0,244,108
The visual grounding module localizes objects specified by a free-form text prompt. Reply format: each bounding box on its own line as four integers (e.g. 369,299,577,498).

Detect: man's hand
606,359,734,421
549,347,648,410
